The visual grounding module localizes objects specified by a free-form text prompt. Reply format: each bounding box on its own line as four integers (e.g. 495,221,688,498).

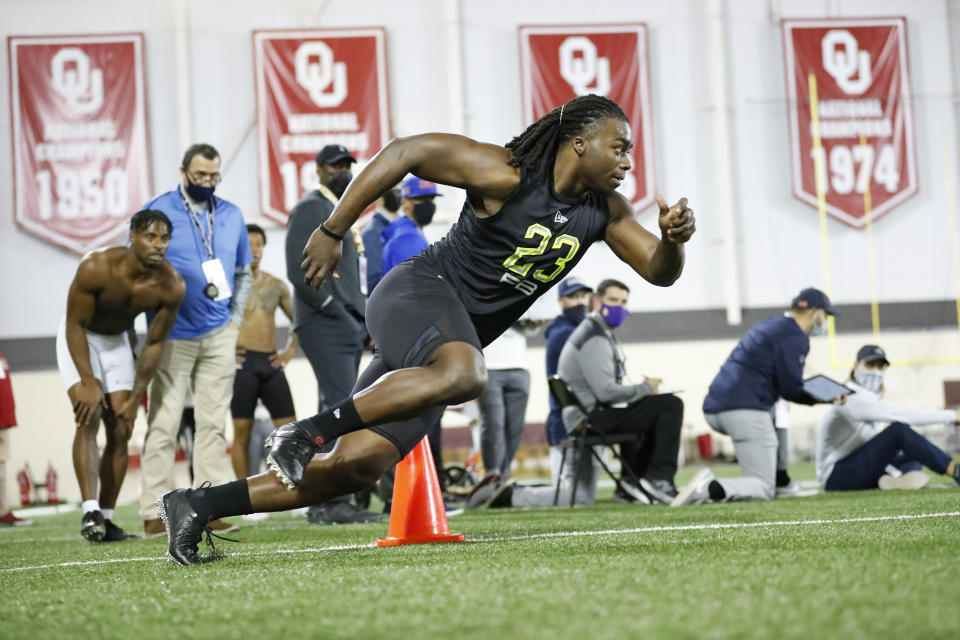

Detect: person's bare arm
270,278,299,369
604,193,696,286
301,133,519,288
116,273,185,424
65,255,108,426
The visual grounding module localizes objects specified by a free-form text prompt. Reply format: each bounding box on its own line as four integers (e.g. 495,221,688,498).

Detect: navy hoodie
544,309,584,445
703,315,817,414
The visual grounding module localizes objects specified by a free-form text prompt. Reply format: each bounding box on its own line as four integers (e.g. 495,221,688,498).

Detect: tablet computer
802,375,855,403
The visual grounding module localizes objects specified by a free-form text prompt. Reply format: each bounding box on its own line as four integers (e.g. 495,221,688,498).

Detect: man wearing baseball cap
816,344,960,492
673,287,838,506
380,176,442,273
282,143,378,524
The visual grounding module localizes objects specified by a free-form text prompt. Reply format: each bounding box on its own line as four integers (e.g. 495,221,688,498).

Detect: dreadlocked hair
505,94,628,180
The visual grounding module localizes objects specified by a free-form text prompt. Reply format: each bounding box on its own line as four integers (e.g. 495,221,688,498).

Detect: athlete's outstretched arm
605,193,696,286
301,134,518,288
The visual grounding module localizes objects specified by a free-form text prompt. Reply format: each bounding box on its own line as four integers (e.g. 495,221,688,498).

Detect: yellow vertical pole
808,73,839,366
859,134,881,336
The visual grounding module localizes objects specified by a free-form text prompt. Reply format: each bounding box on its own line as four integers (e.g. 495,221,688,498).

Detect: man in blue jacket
673,287,834,505
380,176,441,273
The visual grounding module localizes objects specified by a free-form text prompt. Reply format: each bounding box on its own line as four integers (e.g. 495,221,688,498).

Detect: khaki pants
139,325,238,519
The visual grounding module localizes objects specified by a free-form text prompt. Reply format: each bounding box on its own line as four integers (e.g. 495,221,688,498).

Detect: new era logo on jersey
333,408,341,419
554,210,568,225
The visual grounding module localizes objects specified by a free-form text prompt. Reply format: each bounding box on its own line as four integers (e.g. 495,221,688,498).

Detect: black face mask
562,305,587,324
328,170,352,198
185,179,215,202
411,201,436,226
382,188,402,213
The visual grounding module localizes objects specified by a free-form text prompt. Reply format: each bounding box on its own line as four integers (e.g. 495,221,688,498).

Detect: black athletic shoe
103,519,139,542
265,422,319,490
156,489,219,565
81,510,106,542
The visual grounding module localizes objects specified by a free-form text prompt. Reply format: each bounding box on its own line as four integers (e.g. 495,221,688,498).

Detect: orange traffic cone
377,437,465,546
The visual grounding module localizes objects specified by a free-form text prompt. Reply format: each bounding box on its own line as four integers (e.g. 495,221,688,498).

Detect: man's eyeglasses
184,169,222,186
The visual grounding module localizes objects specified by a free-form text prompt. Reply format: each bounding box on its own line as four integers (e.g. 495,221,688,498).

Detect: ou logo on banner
822,30,872,95
50,47,104,115
558,37,610,96
295,41,347,108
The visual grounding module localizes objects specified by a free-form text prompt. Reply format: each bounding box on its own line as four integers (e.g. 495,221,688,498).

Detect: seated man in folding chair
557,278,683,503
470,278,683,509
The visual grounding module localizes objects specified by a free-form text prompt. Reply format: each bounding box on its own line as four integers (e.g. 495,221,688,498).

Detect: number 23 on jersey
501,223,581,296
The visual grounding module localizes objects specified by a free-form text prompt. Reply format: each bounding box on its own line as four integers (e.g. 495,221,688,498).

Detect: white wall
2,0,960,339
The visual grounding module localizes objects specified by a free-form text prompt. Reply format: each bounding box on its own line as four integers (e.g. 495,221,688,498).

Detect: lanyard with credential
180,189,216,260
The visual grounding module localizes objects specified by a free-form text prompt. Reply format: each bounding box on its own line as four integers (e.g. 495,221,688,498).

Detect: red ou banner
8,34,152,255
782,18,917,228
253,28,391,224
518,24,656,213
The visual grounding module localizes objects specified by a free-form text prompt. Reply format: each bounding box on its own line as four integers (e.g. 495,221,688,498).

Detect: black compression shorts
359,257,482,456
365,257,482,370
231,350,295,420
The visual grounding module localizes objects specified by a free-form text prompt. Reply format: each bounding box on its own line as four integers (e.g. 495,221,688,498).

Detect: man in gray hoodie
558,278,683,503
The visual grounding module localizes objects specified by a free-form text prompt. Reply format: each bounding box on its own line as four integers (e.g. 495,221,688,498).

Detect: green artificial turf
1,464,958,640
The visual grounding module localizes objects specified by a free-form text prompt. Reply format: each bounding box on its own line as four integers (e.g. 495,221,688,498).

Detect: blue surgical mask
600,304,628,328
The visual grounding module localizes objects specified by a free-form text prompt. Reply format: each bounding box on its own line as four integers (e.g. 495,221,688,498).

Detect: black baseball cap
856,344,890,366
790,287,837,316
315,144,356,166
557,277,592,297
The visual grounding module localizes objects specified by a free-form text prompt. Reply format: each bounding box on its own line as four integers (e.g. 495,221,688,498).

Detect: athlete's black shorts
360,256,483,456
231,350,296,420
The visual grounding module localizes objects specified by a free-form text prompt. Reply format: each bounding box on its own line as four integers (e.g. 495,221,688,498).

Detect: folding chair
547,375,642,507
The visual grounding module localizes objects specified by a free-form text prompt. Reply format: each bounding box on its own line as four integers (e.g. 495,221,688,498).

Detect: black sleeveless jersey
420,169,610,346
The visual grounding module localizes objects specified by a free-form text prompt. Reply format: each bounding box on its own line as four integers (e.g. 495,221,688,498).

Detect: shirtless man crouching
57,210,185,542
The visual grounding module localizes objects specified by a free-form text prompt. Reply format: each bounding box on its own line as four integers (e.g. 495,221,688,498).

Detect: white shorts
56,318,135,394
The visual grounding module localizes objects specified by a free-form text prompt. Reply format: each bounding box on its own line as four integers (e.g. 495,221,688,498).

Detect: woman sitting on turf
816,344,960,491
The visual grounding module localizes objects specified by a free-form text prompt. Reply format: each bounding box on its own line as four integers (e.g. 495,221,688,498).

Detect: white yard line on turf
3,510,958,574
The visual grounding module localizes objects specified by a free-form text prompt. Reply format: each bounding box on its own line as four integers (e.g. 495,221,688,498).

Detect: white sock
82,499,100,514
102,508,114,520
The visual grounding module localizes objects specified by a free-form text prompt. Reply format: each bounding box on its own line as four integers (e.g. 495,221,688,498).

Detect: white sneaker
878,470,929,490
670,468,717,507
775,481,801,498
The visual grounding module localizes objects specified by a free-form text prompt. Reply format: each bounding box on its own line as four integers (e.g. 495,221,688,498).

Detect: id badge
201,258,232,302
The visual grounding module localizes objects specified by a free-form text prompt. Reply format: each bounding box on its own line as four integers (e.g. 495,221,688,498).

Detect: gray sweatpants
705,410,777,501
477,368,530,478
509,446,599,508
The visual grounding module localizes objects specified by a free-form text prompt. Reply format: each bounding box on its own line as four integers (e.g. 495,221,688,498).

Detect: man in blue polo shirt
673,287,835,506
138,143,253,536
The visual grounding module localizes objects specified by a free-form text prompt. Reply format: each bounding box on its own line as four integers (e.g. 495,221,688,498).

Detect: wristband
319,222,345,241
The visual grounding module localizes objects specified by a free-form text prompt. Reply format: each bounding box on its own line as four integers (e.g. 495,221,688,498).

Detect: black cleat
265,422,319,490
103,519,139,542
156,489,220,565
81,510,106,542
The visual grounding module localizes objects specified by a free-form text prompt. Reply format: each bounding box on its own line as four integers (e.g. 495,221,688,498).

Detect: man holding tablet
673,287,839,506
